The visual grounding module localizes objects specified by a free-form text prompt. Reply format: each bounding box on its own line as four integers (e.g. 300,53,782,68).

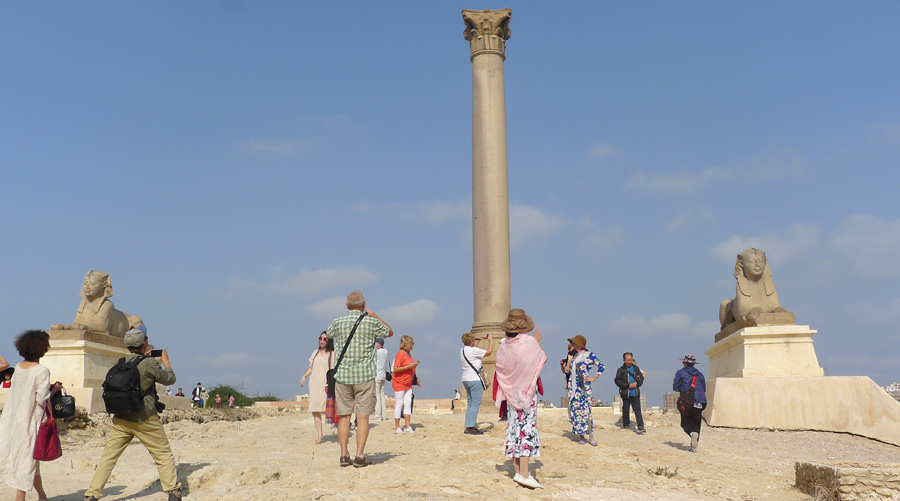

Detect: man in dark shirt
614,352,646,434
84,328,182,501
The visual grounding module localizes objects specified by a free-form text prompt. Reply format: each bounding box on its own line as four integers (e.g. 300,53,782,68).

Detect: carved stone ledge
462,8,511,60
715,311,796,342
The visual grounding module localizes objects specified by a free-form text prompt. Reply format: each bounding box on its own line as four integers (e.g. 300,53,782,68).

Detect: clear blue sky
2,2,898,406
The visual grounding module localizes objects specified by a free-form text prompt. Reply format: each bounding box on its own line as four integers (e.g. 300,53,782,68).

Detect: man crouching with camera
84,327,183,501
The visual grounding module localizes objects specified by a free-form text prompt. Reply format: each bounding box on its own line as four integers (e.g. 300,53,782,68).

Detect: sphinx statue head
81,270,113,304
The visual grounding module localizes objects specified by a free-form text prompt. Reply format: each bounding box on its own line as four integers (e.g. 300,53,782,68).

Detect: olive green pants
85,414,180,498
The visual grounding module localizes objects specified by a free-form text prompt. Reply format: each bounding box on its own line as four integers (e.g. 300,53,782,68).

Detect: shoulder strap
333,312,368,373
690,375,697,389
462,347,481,373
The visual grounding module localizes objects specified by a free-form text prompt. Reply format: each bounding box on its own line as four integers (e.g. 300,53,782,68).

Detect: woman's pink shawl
495,334,547,410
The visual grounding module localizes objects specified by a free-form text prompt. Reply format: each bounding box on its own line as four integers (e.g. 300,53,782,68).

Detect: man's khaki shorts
335,379,376,416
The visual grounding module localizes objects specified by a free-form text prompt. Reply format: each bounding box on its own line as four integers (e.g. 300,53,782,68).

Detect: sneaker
167,490,184,501
513,473,524,483
690,431,699,450
403,426,415,434
464,427,483,435
689,447,697,453
517,475,544,489
637,427,646,434
352,455,370,468
395,427,404,434
84,498,98,501
340,455,351,467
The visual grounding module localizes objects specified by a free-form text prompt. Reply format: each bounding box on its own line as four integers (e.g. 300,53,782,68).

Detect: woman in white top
460,332,493,434
300,331,334,444
0,330,62,501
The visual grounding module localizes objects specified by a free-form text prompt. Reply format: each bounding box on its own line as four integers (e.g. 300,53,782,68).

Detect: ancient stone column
462,8,512,399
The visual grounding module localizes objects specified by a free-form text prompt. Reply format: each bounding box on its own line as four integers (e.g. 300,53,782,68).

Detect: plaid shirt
326,310,390,385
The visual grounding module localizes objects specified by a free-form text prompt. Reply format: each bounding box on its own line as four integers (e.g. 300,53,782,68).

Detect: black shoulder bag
325,312,367,397
676,375,698,415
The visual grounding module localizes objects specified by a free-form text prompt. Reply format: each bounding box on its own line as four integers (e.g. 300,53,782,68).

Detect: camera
150,349,163,358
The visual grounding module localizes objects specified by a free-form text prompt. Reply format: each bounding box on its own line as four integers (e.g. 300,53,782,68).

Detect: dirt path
2,408,897,500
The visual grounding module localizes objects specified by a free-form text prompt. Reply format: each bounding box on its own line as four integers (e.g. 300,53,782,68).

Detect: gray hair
346,290,366,309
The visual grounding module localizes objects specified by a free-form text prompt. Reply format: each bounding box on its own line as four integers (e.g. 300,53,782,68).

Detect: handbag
462,348,488,390
676,375,698,415
326,312,368,397
33,405,62,461
51,387,76,419
324,395,337,424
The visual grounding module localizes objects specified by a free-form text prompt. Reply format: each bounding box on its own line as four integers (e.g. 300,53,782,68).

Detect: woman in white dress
300,331,334,444
0,330,61,501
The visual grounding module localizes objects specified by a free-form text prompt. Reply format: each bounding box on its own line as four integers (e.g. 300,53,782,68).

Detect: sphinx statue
719,248,789,329
52,270,144,337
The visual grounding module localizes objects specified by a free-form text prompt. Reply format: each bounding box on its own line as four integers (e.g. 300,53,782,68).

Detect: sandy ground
2,407,898,500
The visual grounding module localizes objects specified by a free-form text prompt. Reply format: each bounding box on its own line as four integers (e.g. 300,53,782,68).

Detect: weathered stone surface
796,461,900,500
719,249,791,332
707,377,900,446
51,270,144,338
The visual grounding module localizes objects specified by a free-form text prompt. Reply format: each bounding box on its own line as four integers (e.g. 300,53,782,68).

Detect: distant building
663,392,677,413
883,382,900,403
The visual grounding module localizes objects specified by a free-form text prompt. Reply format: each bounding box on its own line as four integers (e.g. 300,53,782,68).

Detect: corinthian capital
462,8,511,60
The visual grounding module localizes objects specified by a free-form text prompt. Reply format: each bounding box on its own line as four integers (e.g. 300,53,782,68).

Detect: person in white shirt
374,337,391,421
460,332,493,435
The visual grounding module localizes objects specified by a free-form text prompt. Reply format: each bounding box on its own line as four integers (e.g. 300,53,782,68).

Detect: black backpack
102,356,148,414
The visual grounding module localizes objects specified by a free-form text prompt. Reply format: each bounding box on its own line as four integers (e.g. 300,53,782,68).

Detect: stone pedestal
704,325,900,446
705,376,900,446
15,329,190,413
706,325,824,379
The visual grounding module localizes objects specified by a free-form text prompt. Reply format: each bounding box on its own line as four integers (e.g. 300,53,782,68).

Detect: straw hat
500,308,534,334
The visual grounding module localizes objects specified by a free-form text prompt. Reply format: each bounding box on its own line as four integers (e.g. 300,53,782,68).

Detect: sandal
315,437,323,444
589,440,598,446
578,438,587,445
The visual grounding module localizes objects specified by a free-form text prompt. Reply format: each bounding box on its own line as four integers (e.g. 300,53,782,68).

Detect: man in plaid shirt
326,290,393,468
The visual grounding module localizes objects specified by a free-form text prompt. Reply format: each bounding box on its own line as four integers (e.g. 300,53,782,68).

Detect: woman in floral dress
564,335,604,446
495,309,547,490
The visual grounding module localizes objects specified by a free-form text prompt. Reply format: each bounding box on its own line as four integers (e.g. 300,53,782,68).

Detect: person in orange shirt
391,335,420,434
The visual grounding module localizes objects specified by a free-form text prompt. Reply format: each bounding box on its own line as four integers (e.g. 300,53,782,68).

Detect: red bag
324,395,337,424
33,405,62,461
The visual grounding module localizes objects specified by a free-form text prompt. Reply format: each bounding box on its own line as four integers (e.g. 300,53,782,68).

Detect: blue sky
2,2,899,406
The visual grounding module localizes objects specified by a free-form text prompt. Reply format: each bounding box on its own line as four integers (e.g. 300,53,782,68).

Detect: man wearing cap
673,354,707,452
374,337,391,421
84,327,182,501
326,290,393,468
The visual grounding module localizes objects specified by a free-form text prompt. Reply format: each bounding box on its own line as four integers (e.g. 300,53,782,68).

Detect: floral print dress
505,393,540,458
567,351,603,435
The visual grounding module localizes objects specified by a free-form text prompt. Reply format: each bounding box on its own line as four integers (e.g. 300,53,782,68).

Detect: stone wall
796,461,900,500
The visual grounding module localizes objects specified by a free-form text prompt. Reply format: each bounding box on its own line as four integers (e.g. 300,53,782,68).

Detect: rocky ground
2,407,898,500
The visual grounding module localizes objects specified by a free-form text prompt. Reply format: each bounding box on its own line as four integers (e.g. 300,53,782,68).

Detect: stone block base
705,376,900,446
796,461,900,500
43,329,131,389
706,325,824,379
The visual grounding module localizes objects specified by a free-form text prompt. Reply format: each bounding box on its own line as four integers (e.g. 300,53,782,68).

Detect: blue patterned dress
567,351,604,435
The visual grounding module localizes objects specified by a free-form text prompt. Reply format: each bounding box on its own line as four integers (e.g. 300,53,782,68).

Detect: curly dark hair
14,329,51,362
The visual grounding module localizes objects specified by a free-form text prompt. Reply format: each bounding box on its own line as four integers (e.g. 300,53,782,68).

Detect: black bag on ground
51,388,76,418
102,356,147,414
